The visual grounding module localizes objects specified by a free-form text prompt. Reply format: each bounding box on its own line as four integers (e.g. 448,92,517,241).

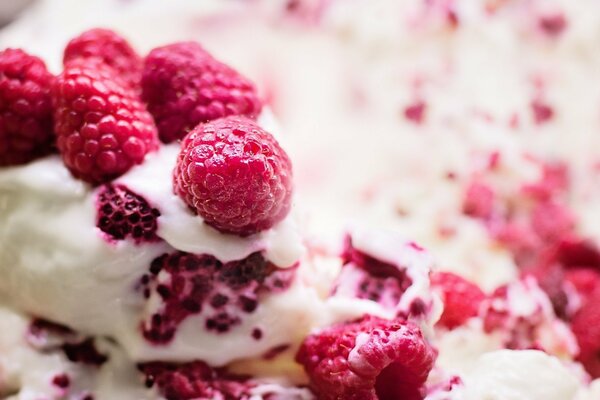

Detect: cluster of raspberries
1,28,291,237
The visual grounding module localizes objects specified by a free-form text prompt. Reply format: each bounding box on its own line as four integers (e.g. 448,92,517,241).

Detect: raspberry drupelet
0,48,54,166
52,58,158,185
296,315,436,400
430,271,486,330
173,116,293,236
142,41,262,143
64,28,142,88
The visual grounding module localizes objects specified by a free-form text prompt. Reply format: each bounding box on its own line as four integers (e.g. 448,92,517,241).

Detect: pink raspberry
141,251,295,343
173,116,292,236
63,28,142,87
462,181,495,219
96,184,161,243
142,42,262,143
295,316,436,400
52,58,158,184
139,361,253,400
571,290,600,378
430,272,486,330
0,48,54,166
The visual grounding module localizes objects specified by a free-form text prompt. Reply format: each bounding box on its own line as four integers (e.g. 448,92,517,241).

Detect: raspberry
139,361,253,400
96,184,161,243
141,251,295,343
64,28,142,87
295,316,435,400
565,268,600,303
142,42,262,143
0,48,54,166
52,59,158,184
173,116,292,236
462,181,495,219
571,290,600,378
62,338,108,366
431,272,486,330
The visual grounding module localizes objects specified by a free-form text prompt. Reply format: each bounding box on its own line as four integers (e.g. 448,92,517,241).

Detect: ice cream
1,0,600,399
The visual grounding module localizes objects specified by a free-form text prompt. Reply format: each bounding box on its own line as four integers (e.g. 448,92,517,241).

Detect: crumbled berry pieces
0,48,54,166
52,58,158,184
62,338,108,366
431,271,486,330
52,373,70,389
141,251,295,343
571,290,600,378
139,361,253,400
462,181,495,219
142,42,262,143
96,184,160,243
173,116,292,236
296,315,435,400
63,28,142,87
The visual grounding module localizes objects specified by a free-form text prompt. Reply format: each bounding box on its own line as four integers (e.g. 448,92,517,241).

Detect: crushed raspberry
554,237,600,270
295,315,436,400
521,161,569,201
404,101,426,124
462,181,495,219
539,13,567,37
531,99,554,124
565,268,600,303
430,271,486,330
142,42,262,143
52,58,158,185
52,373,70,389
96,184,161,243
529,201,574,242
63,28,142,87
173,116,293,236
139,361,253,400
338,236,413,310
571,290,600,378
141,251,295,343
0,48,54,166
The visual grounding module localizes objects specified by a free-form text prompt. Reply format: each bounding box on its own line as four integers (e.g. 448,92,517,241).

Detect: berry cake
1,0,600,399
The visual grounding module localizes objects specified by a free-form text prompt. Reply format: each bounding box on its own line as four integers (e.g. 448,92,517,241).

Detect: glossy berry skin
173,116,292,236
296,315,436,400
142,42,262,143
63,28,142,87
96,184,161,243
0,48,54,166
431,272,486,330
52,59,158,184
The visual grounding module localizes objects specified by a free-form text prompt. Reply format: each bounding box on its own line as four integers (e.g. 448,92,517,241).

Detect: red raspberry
96,184,161,243
0,48,54,166
63,28,142,87
295,316,436,400
431,272,486,330
565,268,600,303
142,42,262,143
139,361,253,400
173,116,292,236
52,59,158,184
571,290,600,378
462,181,495,219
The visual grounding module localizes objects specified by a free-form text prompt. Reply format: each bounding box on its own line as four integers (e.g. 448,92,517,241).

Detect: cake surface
1,0,600,399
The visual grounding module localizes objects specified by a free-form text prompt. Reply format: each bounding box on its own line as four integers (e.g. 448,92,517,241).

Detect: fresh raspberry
571,290,600,378
52,58,158,184
296,316,436,400
462,181,495,219
139,361,253,400
0,48,54,166
565,268,600,303
63,28,142,87
554,237,600,270
142,42,262,143
529,201,574,242
173,116,292,236
96,184,161,243
141,251,295,343
431,272,486,330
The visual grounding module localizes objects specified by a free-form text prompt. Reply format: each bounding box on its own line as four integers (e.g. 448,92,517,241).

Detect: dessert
1,0,600,399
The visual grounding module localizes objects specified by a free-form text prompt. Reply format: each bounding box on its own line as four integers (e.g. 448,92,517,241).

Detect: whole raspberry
571,290,600,378
63,28,142,87
142,42,262,143
96,184,161,243
431,272,486,330
0,48,54,166
173,116,292,236
295,316,436,400
139,361,253,400
52,59,158,184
